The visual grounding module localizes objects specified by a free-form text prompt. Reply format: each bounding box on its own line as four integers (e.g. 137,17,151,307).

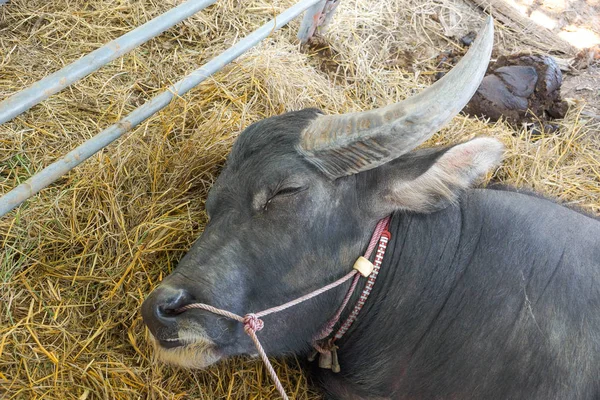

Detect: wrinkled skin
314,187,600,399
142,109,600,399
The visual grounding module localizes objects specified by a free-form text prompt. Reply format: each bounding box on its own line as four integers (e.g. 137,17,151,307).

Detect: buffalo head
141,18,502,369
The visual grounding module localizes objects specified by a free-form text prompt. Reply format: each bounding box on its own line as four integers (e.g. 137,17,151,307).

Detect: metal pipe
297,0,340,43
297,0,327,43
0,0,217,125
0,0,322,217
318,0,341,34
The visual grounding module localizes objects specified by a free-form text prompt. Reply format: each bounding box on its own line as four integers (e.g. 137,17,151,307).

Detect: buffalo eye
263,186,306,211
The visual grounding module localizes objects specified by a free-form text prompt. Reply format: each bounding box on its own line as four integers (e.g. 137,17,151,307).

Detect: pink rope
333,232,389,340
178,273,357,400
365,217,389,259
255,269,357,318
177,216,391,399
312,216,390,342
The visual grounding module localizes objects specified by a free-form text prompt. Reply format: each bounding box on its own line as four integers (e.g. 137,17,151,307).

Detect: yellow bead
353,256,374,277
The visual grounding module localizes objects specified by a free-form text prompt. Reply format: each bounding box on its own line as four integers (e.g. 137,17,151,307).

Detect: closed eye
273,186,305,197
264,186,306,210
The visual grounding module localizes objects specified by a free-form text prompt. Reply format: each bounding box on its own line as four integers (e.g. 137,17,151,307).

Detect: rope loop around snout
176,272,362,400
175,215,391,399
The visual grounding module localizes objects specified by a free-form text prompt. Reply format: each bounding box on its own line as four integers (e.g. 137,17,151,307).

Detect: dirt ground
563,65,600,115
0,0,599,399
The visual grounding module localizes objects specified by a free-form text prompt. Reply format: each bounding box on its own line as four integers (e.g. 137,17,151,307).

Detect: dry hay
0,0,599,399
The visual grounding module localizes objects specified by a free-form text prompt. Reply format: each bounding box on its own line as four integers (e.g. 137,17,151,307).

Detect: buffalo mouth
157,337,184,349
149,331,222,369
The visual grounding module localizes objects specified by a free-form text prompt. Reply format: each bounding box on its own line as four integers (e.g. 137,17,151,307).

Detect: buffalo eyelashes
264,186,305,210
273,186,305,197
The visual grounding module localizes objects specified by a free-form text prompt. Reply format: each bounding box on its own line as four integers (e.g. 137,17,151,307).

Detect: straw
1,0,598,399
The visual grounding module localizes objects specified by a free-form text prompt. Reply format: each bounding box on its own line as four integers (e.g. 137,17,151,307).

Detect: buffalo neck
321,202,469,396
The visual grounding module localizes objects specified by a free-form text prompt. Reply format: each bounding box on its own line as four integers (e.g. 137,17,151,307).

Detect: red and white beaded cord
336,228,389,338
177,215,391,400
310,218,391,370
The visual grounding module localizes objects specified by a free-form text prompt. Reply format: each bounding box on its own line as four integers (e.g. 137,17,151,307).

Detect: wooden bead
353,256,374,277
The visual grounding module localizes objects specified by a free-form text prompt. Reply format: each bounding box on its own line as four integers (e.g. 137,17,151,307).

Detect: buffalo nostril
141,285,195,336
155,287,194,319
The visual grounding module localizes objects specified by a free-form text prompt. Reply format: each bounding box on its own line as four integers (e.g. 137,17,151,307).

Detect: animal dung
463,54,568,124
460,31,477,47
2,1,599,399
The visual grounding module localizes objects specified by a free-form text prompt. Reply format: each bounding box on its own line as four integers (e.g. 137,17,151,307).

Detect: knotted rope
177,216,391,399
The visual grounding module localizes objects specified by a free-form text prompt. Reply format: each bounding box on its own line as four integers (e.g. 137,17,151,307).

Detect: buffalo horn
297,17,495,179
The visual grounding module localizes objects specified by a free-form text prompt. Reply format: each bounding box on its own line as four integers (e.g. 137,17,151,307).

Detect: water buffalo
141,18,600,399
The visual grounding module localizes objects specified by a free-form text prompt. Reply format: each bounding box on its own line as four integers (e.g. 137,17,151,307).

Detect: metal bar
0,0,217,125
297,0,340,43
297,0,326,43
0,0,322,217
319,0,341,33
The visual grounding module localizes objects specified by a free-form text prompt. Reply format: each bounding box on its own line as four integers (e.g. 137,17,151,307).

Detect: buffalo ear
367,137,504,214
